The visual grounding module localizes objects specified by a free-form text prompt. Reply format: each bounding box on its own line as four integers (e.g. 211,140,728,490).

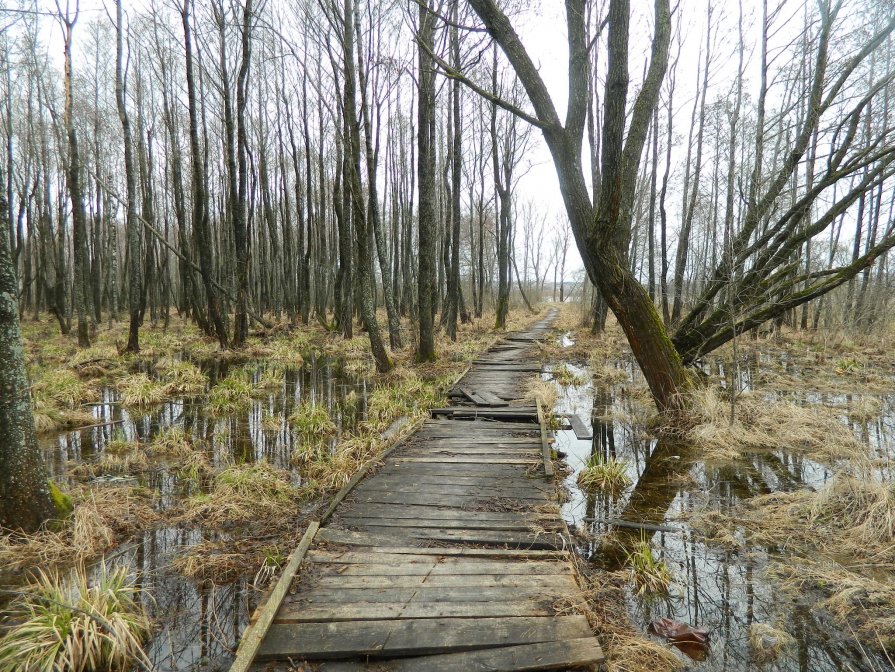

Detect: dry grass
577,455,632,495
0,563,150,672
177,462,302,528
748,622,795,663
0,485,158,572
690,473,895,651
554,570,685,672
685,386,868,465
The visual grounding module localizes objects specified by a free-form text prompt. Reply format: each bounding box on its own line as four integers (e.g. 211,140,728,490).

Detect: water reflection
23,353,370,672
552,355,894,672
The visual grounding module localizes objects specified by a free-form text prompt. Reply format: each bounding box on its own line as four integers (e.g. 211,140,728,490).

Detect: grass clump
30,369,98,432
117,373,166,407
0,486,157,572
748,622,795,664
552,364,587,387
0,564,150,672
687,387,867,465
289,402,337,464
208,374,253,415
179,462,300,527
577,454,632,494
156,357,206,396
626,541,674,597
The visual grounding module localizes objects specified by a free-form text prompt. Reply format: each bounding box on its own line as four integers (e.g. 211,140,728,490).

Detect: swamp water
552,354,894,671
14,354,370,671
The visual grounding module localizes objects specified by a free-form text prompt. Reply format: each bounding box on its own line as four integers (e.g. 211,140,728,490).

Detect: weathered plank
313,638,605,671
350,483,551,500
339,517,557,532
255,616,593,660
229,521,319,672
351,526,565,549
284,585,576,605
311,545,568,559
275,600,555,623
309,573,577,589
567,414,594,440
334,504,550,521
308,558,570,576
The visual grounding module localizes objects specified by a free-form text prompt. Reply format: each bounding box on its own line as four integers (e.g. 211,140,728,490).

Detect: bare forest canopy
0,0,894,401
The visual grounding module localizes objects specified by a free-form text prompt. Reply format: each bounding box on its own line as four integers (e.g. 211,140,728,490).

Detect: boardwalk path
243,311,605,671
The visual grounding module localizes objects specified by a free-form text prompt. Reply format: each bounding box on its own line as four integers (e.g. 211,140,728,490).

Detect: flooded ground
552,348,895,671
25,353,370,672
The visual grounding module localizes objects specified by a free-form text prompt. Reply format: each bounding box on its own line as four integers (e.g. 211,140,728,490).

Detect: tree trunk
0,165,55,532
416,0,437,362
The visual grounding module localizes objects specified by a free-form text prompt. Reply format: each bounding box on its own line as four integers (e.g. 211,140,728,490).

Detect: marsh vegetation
547,304,895,671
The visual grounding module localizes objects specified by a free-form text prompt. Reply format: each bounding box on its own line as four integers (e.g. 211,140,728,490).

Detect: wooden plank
275,600,555,623
228,521,319,672
476,389,510,406
459,386,490,406
313,545,568,559
314,638,605,671
284,585,576,605
393,457,540,465
354,526,564,549
378,464,538,478
536,400,555,478
346,492,546,508
567,414,593,440
401,445,541,454
334,504,550,521
310,573,577,589
352,475,551,491
351,483,551,500
309,558,570,576
316,527,415,547
255,616,593,660
339,517,556,532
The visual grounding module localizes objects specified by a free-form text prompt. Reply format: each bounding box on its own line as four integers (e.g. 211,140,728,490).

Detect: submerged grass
748,622,795,664
0,563,150,672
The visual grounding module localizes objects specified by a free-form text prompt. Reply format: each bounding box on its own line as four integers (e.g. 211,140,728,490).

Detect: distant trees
0,0,893,414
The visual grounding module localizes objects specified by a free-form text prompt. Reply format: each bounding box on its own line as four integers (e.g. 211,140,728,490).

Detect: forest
0,0,894,670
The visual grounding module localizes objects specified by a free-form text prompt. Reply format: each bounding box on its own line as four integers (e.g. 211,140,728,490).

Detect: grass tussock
686,387,867,465
554,570,684,672
0,563,150,672
178,462,301,528
524,377,558,410
748,622,795,664
117,373,167,407
208,373,253,415
30,369,99,432
0,486,158,572
155,357,206,396
691,473,895,651
577,455,632,494
552,363,588,387
626,540,674,597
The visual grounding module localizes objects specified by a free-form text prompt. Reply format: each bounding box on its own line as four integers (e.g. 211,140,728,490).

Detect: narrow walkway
245,311,604,671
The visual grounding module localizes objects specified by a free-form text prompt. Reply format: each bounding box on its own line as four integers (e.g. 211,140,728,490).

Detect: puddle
551,340,895,671
4,353,370,672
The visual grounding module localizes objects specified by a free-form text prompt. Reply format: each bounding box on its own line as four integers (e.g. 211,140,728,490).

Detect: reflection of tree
591,388,616,460
600,440,683,566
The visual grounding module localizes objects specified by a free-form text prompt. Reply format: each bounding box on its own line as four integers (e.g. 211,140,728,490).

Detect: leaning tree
458,0,895,412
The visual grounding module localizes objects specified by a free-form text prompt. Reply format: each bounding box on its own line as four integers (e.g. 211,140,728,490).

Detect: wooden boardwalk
238,311,604,671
